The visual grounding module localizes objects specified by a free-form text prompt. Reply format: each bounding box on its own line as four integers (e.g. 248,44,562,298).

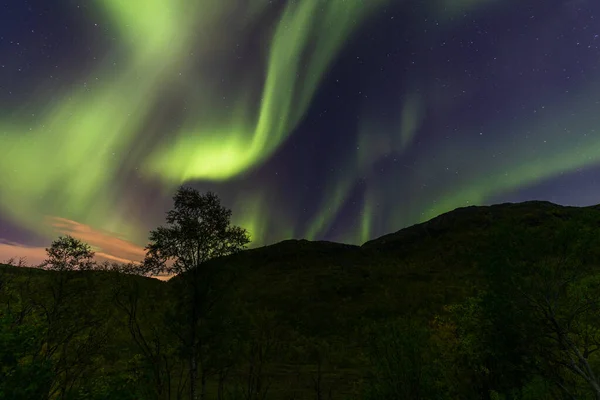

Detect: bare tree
114,278,176,399
95,260,149,276
514,257,600,398
241,309,280,400
3,256,29,268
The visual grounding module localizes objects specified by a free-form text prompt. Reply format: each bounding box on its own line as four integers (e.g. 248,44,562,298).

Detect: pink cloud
0,240,47,266
46,216,146,264
1,217,174,280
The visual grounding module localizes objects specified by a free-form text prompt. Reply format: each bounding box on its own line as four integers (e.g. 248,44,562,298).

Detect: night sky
1,0,599,265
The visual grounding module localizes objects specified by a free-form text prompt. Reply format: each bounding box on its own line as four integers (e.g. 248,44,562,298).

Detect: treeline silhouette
3,189,600,399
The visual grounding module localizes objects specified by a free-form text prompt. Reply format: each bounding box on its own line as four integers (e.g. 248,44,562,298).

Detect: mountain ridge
3,200,597,274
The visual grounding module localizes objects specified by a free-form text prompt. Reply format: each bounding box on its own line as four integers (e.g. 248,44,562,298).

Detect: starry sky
1,0,599,265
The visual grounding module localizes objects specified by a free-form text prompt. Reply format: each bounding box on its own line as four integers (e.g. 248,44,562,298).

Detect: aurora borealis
1,0,599,265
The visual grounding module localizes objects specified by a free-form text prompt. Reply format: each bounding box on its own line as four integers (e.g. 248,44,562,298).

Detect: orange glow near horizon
0,216,173,280
47,216,146,264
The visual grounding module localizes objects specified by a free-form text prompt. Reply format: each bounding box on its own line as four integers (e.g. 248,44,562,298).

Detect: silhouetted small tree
43,235,95,271
33,235,109,398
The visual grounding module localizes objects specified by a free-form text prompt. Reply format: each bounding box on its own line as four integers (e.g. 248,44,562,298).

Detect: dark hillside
161,201,600,397
363,200,583,251
198,201,600,329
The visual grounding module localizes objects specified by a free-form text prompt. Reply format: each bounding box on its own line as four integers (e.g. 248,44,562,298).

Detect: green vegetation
3,194,600,399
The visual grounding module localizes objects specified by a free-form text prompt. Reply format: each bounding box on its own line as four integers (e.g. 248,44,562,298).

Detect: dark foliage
3,199,600,398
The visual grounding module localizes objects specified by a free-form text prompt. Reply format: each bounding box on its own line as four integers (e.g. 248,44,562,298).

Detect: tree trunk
200,369,207,400
190,347,197,400
189,268,200,400
217,369,228,400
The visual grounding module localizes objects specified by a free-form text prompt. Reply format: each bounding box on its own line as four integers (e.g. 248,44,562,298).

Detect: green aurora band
0,0,388,245
2,0,599,251
143,0,389,182
302,1,600,244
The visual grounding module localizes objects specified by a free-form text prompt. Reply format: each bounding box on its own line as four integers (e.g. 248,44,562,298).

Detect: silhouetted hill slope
363,200,579,251
169,200,600,336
